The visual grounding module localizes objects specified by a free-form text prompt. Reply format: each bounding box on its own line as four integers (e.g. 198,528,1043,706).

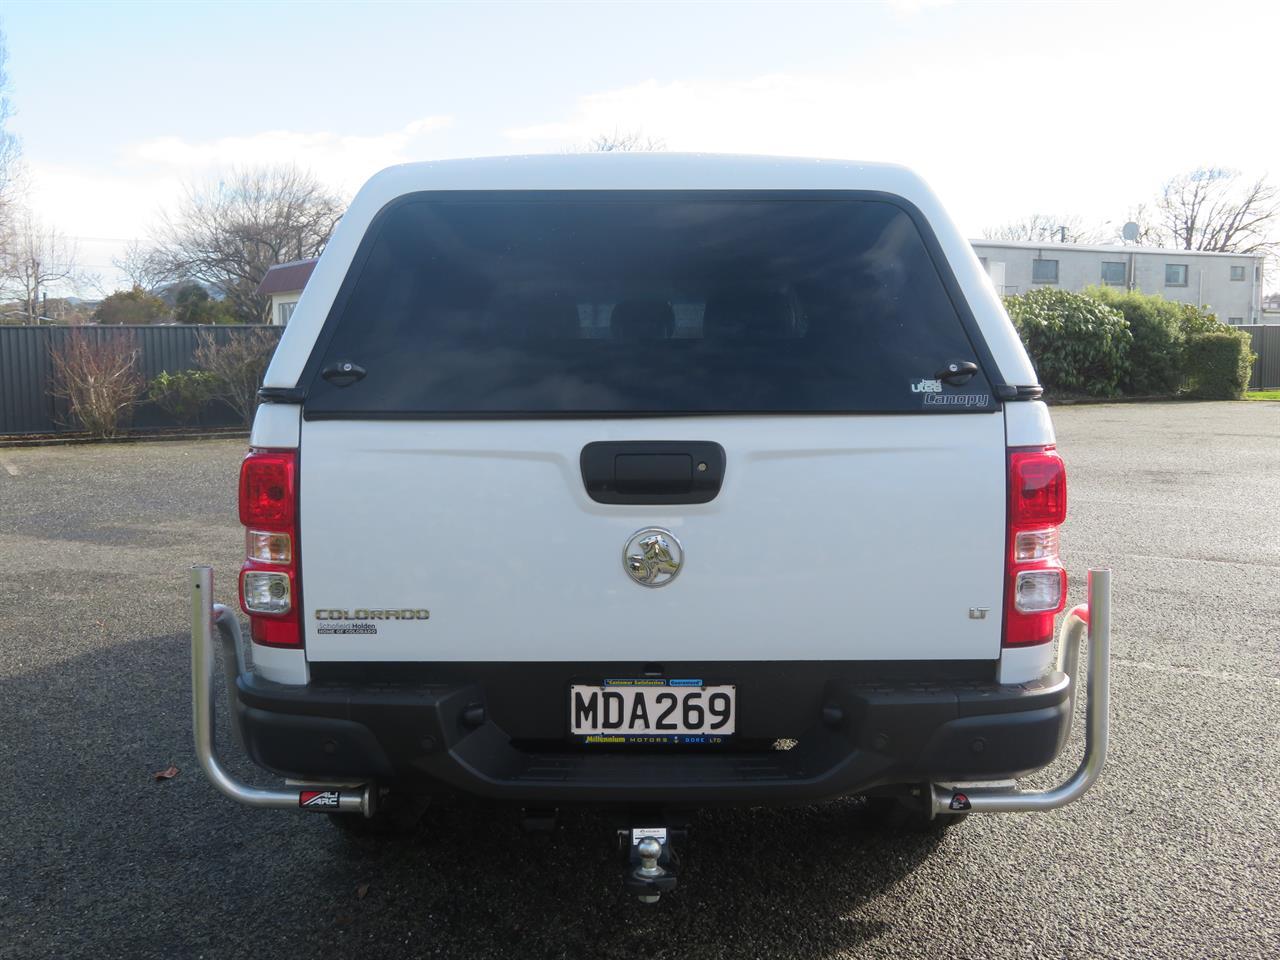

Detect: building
1262,293,1280,326
256,258,318,326
970,240,1266,325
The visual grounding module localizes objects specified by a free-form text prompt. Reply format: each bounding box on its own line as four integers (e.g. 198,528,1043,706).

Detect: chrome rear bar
932,567,1111,815
191,565,374,816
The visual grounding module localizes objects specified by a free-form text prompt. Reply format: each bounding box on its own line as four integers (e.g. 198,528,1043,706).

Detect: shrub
173,283,240,325
1004,288,1132,397
149,369,220,424
92,286,170,325
50,330,144,437
1084,287,1184,395
194,327,281,427
1171,301,1224,337
1182,330,1254,400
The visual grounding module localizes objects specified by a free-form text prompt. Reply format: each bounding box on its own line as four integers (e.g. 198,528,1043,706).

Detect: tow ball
620,827,680,903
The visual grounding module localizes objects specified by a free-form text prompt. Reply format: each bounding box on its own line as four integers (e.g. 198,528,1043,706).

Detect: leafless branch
0,208,85,323
581,130,667,153
982,213,1101,244
153,166,345,323
1156,167,1279,255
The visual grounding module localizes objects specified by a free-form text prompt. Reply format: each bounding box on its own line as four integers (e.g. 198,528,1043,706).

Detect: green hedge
149,369,220,424
1004,288,1132,396
1084,287,1185,395
1182,331,1255,400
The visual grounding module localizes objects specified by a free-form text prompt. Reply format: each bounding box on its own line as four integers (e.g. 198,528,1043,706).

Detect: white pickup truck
190,154,1110,901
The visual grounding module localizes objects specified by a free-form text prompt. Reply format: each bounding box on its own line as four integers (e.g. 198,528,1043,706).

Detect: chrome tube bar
191,565,373,816
932,567,1111,815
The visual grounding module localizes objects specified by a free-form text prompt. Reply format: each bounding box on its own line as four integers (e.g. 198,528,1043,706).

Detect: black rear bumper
233,659,1073,806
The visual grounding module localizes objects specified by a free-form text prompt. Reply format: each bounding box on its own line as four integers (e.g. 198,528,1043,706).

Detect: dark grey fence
1240,325,1280,391
0,325,282,436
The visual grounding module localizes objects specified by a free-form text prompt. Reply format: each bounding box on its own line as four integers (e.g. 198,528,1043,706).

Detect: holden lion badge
623,528,683,588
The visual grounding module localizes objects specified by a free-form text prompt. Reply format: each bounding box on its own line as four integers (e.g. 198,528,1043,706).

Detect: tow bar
620,826,681,904
929,567,1112,817
190,565,376,817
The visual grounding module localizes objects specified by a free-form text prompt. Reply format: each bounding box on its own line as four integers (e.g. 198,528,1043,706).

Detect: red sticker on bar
300,790,341,808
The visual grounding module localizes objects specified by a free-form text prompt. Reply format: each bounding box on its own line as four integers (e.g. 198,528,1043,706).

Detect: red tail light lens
1004,447,1067,647
238,449,302,648
239,451,295,528
1010,450,1067,527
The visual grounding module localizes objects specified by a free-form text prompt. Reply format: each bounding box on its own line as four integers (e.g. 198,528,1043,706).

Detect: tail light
238,449,302,647
1004,447,1067,646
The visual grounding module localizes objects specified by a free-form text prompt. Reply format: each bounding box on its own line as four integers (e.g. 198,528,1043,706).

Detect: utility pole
1058,225,1067,244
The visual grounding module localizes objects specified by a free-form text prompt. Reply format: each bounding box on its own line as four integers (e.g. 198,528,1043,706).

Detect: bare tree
583,130,666,153
154,165,344,323
0,208,84,323
0,27,22,238
195,327,280,427
112,240,173,293
982,213,1100,244
1111,203,1161,246
1156,167,1278,255
50,330,143,437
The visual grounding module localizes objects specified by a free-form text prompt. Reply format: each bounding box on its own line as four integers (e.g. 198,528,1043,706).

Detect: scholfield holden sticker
314,608,429,635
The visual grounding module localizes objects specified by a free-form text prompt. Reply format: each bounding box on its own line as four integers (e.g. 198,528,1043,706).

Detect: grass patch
1246,390,1280,401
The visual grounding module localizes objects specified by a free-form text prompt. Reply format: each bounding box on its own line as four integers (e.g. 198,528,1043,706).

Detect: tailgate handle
580,441,726,505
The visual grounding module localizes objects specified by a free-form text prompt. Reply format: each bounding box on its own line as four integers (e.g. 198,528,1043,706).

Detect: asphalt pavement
1,401,1278,959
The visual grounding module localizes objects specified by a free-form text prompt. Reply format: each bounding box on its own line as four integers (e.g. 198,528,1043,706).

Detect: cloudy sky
4,0,1278,293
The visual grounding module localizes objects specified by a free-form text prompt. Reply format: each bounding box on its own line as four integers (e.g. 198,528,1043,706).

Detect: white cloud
885,0,955,13
23,116,454,294
128,115,453,194
502,66,1275,240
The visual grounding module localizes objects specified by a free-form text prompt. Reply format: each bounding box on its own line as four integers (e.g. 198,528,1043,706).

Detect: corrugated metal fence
2,322,1276,435
1240,325,1280,391
0,325,282,435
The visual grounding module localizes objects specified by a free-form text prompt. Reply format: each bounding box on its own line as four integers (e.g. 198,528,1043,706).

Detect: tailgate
299,414,1006,662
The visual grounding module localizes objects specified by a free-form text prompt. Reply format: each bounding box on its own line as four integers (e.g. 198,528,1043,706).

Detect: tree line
983,167,1279,260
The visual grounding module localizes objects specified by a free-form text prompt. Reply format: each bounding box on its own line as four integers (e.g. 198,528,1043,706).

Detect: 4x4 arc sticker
299,790,342,809
949,792,972,811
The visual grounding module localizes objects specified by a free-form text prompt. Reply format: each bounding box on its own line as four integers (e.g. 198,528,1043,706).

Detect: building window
1100,261,1126,286
1165,264,1188,287
1230,265,1246,281
1032,259,1059,284
1228,317,1244,325
277,301,296,325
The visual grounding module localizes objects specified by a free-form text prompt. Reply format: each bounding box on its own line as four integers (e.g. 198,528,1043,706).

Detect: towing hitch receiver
190,565,376,817
622,827,679,904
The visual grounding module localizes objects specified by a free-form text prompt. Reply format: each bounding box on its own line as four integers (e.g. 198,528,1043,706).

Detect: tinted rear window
304,193,995,416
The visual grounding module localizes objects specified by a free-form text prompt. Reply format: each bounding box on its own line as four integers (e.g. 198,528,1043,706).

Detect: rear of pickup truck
192,157,1108,849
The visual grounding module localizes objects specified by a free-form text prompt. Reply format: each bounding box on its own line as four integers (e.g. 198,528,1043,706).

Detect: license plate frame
569,679,736,745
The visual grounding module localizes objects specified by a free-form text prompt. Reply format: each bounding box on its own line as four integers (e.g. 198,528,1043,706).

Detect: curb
0,429,249,449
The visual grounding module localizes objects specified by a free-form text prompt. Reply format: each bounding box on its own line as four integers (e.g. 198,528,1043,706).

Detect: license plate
569,680,735,744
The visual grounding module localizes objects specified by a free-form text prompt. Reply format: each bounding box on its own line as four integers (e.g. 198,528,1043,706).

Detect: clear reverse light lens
1014,569,1064,613
1014,528,1059,562
247,530,292,564
242,571,291,615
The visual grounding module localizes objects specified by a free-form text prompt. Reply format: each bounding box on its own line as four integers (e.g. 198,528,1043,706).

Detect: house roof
257,258,318,296
969,239,1262,261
